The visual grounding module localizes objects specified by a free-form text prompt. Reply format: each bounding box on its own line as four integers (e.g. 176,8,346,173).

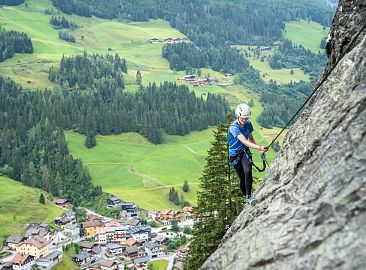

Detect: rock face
200,2,366,270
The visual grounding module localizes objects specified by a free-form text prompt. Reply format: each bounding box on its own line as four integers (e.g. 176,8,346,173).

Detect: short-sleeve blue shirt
228,120,254,157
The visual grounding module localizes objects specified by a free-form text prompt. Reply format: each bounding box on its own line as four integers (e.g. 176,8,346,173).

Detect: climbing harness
230,147,268,172
267,22,366,149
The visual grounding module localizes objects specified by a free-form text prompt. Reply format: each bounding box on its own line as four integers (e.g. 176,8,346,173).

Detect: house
98,259,118,270
183,75,196,81
90,246,102,256
107,196,122,208
35,250,62,270
260,46,271,51
106,243,123,256
180,37,189,43
128,226,151,243
79,242,98,252
0,261,13,270
121,202,138,218
25,223,50,241
147,210,158,220
103,221,121,227
134,256,150,267
64,223,79,238
182,206,193,213
16,236,48,259
11,253,35,270
189,79,208,87
87,213,103,222
118,217,140,227
148,38,160,44
97,226,128,245
51,231,67,245
83,220,104,236
54,198,70,207
72,251,92,265
144,242,165,259
224,73,232,77
125,238,141,247
154,235,168,245
158,209,176,220
54,217,71,226
5,235,24,250
63,211,76,223
164,38,174,44
124,246,139,259
176,246,189,261
159,231,178,239
206,77,217,84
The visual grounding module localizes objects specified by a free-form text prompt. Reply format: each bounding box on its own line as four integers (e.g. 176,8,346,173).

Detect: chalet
54,198,70,207
174,37,182,43
164,38,174,44
121,202,138,218
64,223,79,238
180,37,189,43
54,217,71,226
206,77,218,84
12,253,35,270
128,226,151,243
124,246,139,259
125,238,141,247
184,75,196,81
154,235,168,245
25,223,50,241
158,209,176,220
176,246,189,261
107,196,122,208
97,226,128,245
106,243,123,256
147,210,158,220
159,231,178,239
87,213,103,222
189,79,208,87
182,206,193,213
5,235,24,250
144,242,164,259
52,231,67,245
72,251,92,266
63,211,76,222
35,250,62,270
16,236,48,259
98,259,118,270
79,242,98,252
83,220,104,236
134,256,150,267
118,217,140,227
148,38,160,43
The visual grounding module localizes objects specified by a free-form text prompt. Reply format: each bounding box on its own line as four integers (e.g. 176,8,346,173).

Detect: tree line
58,31,76,43
0,0,24,5
50,15,78,29
49,51,127,90
0,27,33,62
162,43,249,74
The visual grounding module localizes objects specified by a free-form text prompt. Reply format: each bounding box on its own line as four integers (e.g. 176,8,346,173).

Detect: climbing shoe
244,195,253,206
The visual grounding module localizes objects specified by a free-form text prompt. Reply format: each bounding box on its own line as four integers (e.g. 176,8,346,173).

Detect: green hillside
285,20,329,53
0,176,63,236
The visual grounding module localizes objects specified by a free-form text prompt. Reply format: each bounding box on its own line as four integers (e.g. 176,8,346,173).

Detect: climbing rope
267,22,366,150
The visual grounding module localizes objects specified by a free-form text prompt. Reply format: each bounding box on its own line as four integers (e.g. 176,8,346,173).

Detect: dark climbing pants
231,153,253,197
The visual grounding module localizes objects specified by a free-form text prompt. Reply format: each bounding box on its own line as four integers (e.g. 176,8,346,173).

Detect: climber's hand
259,146,268,153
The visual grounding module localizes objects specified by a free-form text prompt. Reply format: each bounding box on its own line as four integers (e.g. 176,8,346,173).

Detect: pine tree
185,122,243,270
39,193,46,204
136,70,142,85
183,179,189,192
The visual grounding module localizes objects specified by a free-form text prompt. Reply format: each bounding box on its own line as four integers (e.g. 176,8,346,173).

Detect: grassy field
64,86,283,211
284,20,330,53
0,176,64,237
52,245,79,270
0,0,232,90
234,45,309,84
148,259,169,270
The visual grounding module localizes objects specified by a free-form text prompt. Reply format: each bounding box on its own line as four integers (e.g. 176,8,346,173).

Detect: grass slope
284,20,330,53
0,176,63,237
148,259,169,270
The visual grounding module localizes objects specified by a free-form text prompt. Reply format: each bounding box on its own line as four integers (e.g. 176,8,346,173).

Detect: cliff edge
200,1,366,269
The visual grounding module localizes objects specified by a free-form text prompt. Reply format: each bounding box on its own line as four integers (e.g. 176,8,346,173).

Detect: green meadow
284,20,330,53
0,176,63,236
234,45,309,84
148,259,169,270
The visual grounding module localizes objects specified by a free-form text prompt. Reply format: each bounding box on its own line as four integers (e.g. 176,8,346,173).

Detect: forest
0,27,33,62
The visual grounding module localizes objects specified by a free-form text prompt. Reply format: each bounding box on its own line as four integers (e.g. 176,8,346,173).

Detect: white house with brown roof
16,236,48,259
12,253,35,270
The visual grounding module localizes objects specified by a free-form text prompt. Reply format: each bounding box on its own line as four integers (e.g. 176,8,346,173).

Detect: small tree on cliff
185,119,243,270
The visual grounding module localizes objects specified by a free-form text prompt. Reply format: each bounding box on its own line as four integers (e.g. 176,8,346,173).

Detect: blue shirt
228,120,254,157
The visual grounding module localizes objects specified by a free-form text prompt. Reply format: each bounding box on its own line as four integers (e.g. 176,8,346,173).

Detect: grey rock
200,2,366,270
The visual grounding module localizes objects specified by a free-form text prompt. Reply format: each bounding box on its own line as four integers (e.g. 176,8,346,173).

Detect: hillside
201,1,366,269
0,176,63,236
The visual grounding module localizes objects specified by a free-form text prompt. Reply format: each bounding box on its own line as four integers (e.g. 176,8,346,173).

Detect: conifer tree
183,179,189,192
185,121,243,270
39,193,46,204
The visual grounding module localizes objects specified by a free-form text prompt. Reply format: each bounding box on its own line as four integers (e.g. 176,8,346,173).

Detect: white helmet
235,103,251,118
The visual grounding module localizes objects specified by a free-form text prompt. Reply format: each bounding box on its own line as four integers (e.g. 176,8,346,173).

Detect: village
0,196,194,270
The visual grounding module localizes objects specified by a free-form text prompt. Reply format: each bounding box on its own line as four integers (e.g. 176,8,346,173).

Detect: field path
184,145,205,156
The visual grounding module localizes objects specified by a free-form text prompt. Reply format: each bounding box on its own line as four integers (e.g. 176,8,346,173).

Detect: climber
228,103,268,205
